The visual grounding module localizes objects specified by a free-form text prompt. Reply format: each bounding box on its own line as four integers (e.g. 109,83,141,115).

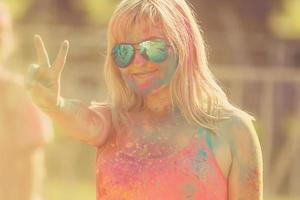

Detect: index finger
34,34,50,67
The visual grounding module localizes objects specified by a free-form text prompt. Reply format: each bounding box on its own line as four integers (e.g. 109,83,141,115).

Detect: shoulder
216,108,257,141
217,108,263,165
219,110,263,199
216,108,262,164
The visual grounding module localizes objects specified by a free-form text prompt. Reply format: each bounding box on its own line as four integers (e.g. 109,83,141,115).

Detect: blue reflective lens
112,39,169,68
139,39,168,62
112,44,134,68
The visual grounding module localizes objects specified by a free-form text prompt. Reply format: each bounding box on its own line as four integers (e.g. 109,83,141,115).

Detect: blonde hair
104,0,239,131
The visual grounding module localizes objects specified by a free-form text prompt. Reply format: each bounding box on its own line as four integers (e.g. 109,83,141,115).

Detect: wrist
39,96,65,113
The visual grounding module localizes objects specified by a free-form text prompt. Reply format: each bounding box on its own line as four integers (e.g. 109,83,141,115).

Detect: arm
26,35,112,148
45,99,112,147
227,114,263,200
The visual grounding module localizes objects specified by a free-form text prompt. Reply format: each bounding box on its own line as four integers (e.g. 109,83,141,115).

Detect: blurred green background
2,0,300,200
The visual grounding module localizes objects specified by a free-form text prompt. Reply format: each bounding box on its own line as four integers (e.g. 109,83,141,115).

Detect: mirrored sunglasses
112,38,170,68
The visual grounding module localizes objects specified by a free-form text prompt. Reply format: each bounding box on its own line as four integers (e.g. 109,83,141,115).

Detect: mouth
132,69,159,78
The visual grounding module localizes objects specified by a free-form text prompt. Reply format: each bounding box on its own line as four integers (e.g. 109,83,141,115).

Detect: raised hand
26,35,69,111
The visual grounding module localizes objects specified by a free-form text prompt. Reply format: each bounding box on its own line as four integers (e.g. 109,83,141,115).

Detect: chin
134,84,168,96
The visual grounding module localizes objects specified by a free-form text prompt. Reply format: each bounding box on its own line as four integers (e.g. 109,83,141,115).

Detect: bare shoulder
216,109,258,144
217,109,263,199
216,109,262,166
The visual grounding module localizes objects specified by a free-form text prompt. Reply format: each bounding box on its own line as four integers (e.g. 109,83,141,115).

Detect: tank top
96,128,227,200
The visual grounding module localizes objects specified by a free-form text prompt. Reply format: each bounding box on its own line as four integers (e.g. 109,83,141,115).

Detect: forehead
118,21,165,43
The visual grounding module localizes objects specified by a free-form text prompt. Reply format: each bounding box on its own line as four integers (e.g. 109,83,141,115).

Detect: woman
26,0,263,199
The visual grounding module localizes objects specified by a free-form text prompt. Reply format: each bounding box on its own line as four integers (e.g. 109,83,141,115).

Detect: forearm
42,98,109,147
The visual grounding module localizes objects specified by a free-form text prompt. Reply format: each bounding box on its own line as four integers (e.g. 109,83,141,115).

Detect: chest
102,113,232,179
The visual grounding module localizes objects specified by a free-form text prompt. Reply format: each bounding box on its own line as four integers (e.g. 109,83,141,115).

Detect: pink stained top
95,127,227,200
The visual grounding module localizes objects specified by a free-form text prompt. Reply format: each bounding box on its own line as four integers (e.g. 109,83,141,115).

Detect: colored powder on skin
121,47,178,95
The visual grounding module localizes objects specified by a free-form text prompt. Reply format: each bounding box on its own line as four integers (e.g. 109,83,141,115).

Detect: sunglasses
112,38,170,68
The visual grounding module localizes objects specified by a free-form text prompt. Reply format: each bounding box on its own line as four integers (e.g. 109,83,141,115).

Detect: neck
143,85,172,117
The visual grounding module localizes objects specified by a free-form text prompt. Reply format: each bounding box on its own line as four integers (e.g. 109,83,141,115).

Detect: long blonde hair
104,0,239,131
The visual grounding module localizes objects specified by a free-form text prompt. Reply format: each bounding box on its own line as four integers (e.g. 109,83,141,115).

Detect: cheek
120,70,135,85
160,51,178,83
118,51,178,95
120,68,161,95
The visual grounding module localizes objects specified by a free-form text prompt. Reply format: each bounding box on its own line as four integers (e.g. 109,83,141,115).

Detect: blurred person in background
26,0,263,199
0,2,53,200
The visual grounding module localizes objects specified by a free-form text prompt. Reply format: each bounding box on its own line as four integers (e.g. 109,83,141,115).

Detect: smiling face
114,22,178,96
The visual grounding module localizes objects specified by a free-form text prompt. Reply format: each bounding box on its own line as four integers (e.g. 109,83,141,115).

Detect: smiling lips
132,69,159,78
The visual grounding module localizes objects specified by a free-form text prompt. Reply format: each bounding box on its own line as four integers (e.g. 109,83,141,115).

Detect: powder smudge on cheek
119,49,178,95
160,50,178,85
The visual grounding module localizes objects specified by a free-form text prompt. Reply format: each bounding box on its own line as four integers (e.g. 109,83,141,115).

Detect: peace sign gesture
26,35,69,111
